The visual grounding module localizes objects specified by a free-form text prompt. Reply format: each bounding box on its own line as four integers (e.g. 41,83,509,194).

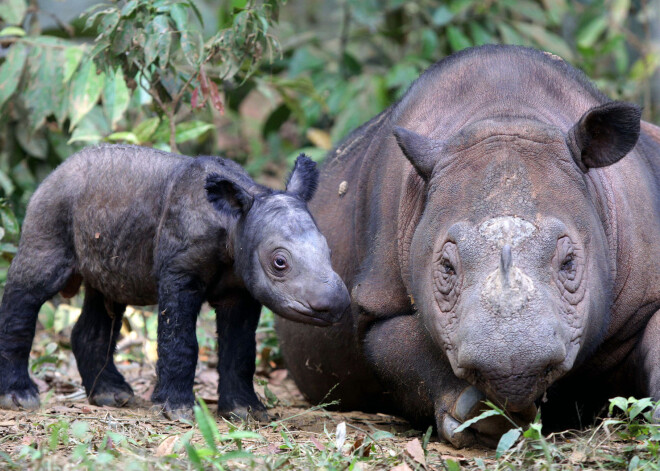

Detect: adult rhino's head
394,102,641,411
205,154,350,326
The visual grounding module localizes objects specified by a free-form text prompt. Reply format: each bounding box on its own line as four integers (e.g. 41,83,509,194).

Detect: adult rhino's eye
442,261,456,275
560,256,574,273
554,236,584,304
433,241,462,312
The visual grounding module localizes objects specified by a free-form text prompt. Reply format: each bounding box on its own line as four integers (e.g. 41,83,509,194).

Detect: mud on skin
0,146,350,421
276,45,660,447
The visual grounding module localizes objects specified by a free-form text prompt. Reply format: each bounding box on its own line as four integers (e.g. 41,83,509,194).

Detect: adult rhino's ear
286,154,319,202
205,173,254,215
568,101,641,172
393,126,442,181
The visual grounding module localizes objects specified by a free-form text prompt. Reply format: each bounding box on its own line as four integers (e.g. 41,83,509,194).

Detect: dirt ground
0,342,491,466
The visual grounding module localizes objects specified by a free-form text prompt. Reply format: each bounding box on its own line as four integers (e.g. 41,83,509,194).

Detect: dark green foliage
0,0,658,292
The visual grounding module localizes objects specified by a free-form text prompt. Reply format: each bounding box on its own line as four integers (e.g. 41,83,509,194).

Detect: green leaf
630,53,660,81
576,16,608,49
0,204,20,240
447,26,472,52
609,396,630,415
120,0,139,17
496,428,521,458
0,170,15,196
30,354,58,373
69,60,106,129
99,10,121,36
0,242,17,254
513,0,547,24
0,26,25,37
153,15,172,68
445,459,461,471
629,397,654,420
184,441,202,470
453,409,500,434
0,42,28,109
512,22,573,61
106,132,139,144
133,117,161,143
611,0,630,27
67,107,109,144
469,22,493,46
422,426,433,451
384,63,419,90
497,22,525,45
16,124,48,158
68,126,103,144
370,430,395,441
213,450,256,463
0,0,27,25
174,121,214,143
144,16,171,67
24,45,66,130
193,402,218,452
103,67,130,130
180,31,203,66
432,6,453,26
62,47,84,84
110,20,136,55
522,422,543,440
612,37,628,74
170,4,188,31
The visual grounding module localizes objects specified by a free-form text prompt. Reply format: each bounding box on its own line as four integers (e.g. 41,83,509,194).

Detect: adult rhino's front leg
633,309,660,420
364,314,535,448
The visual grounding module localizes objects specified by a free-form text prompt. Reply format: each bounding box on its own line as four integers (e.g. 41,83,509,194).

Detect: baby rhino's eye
273,255,288,270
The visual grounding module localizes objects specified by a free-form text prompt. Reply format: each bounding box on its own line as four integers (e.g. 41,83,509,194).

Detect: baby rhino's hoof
0,390,40,410
151,403,195,422
218,404,269,422
89,390,134,408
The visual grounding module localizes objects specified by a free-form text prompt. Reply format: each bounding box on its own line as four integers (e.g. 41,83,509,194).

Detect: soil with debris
0,317,494,468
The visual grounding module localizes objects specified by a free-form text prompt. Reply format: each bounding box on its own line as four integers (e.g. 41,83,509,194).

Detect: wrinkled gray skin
0,145,349,420
276,45,660,447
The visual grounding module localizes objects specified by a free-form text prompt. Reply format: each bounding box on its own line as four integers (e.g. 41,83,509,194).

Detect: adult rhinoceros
275,45,660,447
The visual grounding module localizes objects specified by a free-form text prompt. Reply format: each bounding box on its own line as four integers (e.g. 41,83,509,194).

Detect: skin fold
275,45,660,447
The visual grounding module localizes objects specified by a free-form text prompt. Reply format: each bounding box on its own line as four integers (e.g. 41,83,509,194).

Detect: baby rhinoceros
0,144,350,420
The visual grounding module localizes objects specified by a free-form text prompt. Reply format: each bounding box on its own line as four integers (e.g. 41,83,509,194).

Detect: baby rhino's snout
307,273,351,323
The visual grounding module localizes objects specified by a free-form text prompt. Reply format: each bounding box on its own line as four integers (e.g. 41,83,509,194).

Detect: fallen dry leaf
155,435,179,456
265,443,285,454
351,434,370,457
269,369,288,385
310,436,326,451
405,438,426,468
390,463,412,471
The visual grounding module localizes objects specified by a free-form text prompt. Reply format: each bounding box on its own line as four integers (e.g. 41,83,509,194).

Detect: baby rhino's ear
205,173,254,215
286,154,319,202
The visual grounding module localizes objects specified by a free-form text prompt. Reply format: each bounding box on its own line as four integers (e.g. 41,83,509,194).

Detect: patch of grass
5,296,659,470
457,396,660,470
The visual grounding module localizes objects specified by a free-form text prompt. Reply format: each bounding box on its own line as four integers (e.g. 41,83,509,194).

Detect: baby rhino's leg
0,241,75,409
71,286,133,407
151,271,205,420
213,294,268,422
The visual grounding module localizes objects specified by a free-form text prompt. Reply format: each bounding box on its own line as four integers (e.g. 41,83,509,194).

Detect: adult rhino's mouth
464,366,566,413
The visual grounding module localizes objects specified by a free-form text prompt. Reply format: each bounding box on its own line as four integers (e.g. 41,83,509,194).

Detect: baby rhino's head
206,154,350,325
